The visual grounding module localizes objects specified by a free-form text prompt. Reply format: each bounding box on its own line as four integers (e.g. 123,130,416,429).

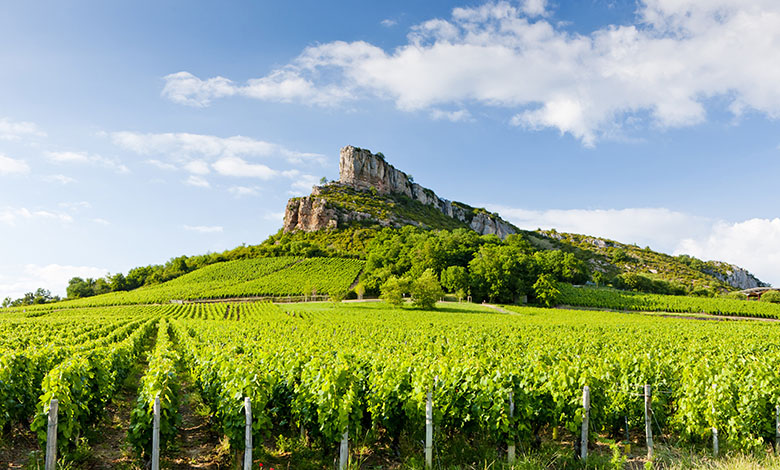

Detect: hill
2,145,768,309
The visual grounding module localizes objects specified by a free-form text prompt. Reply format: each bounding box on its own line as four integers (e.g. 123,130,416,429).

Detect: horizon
2,0,780,298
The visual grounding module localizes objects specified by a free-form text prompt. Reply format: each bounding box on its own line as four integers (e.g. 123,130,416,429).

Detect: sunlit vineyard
3,300,780,467
558,284,780,318
25,256,365,310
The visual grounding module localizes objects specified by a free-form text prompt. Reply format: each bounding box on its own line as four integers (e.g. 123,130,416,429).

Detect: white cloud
92,218,110,225
163,1,780,144
161,71,237,107
430,108,473,122
0,118,46,141
163,70,351,108
676,218,780,287
47,151,90,163
381,19,398,27
183,159,210,175
0,154,30,175
185,175,210,188
490,203,780,285
213,156,277,179
46,150,129,174
228,186,260,197
0,207,73,226
183,224,223,233
43,174,76,184
0,263,107,300
490,205,713,253
110,131,324,166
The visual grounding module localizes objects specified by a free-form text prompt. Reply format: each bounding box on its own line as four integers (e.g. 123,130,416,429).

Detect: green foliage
533,274,560,307
128,319,181,457
380,276,408,307
329,287,348,304
761,290,780,303
558,284,780,319
409,269,443,309
440,265,469,293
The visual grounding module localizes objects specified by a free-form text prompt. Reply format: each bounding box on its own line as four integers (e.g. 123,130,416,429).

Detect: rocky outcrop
337,145,518,237
706,263,768,290
283,197,338,232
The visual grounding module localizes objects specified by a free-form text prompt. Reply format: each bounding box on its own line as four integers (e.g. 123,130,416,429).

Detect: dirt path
165,374,229,469
87,363,146,469
0,423,39,468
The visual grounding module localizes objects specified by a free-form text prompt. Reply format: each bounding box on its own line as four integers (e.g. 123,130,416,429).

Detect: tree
67,277,93,299
440,266,469,294
380,276,408,307
533,274,560,308
354,282,365,300
592,271,605,287
410,269,443,310
1,297,10,308
329,287,348,305
761,290,780,303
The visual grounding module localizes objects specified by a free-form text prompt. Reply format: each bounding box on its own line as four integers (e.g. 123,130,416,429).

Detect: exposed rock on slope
283,146,517,237
705,263,768,290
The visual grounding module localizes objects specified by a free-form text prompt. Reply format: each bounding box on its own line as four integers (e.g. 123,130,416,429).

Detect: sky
2,0,780,299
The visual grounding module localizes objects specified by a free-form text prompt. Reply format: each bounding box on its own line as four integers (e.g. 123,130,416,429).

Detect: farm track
88,360,148,469
165,372,228,469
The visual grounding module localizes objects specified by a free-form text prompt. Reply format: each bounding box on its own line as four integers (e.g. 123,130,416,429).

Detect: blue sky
2,0,780,298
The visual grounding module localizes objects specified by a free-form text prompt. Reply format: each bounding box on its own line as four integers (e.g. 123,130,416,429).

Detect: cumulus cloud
490,205,713,253
0,207,73,226
0,118,46,141
163,1,780,145
0,263,107,299
46,151,129,174
490,203,780,285
183,224,223,233
676,218,780,287
111,131,324,166
0,154,30,175
212,156,277,179
185,175,210,188
430,108,473,122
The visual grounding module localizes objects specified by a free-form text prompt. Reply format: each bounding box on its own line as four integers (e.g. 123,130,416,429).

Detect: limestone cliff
283,146,518,237
705,262,768,290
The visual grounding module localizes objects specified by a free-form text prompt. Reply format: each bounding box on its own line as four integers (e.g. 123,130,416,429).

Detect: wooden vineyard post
712,427,719,457
581,386,590,460
339,429,349,470
152,394,161,470
775,405,780,452
508,391,516,465
244,398,252,470
45,398,58,470
645,384,653,459
425,390,433,468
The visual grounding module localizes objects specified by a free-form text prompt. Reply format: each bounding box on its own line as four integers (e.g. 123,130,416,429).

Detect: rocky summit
283,145,518,237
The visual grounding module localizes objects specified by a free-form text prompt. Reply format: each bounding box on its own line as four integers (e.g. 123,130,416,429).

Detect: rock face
706,263,768,290
282,197,338,233
283,146,518,237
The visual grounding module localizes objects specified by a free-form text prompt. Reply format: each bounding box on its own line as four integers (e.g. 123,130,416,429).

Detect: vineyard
558,284,780,319
29,256,365,309
3,300,780,468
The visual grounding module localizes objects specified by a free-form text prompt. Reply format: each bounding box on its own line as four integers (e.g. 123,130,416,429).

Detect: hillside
278,145,765,293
